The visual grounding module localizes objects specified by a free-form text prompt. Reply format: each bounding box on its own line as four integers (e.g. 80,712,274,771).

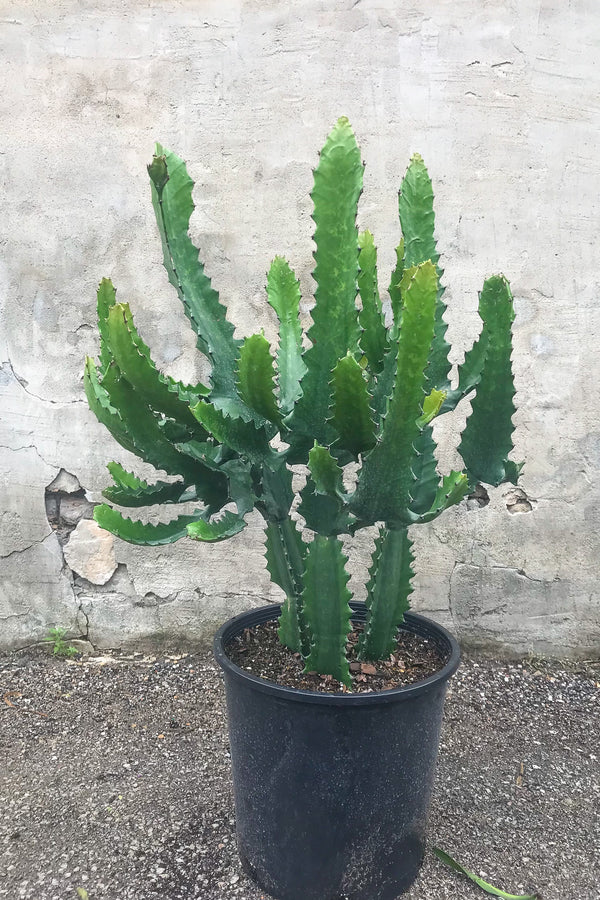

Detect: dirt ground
1,644,598,900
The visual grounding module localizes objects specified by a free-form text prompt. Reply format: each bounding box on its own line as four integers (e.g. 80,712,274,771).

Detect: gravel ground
1,645,599,900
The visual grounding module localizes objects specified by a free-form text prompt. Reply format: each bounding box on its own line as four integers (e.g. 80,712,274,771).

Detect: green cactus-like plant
85,117,521,688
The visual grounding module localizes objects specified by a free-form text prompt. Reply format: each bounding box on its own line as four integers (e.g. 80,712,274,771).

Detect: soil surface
226,621,447,692
1,643,599,900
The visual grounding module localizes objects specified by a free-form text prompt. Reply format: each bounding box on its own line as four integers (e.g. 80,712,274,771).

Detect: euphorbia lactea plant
85,117,520,687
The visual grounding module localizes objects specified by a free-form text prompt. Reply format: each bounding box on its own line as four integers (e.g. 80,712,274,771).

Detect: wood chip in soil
226,620,448,693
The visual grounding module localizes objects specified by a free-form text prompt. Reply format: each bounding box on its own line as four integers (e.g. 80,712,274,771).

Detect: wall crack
0,442,57,470
1,538,48,561
2,358,86,407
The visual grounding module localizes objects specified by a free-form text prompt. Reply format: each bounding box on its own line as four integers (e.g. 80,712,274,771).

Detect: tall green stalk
85,117,521,686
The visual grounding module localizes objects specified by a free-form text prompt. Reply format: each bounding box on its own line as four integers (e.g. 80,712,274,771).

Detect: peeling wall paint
1,0,600,656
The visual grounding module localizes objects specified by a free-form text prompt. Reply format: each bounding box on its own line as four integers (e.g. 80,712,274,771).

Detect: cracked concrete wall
1,0,599,656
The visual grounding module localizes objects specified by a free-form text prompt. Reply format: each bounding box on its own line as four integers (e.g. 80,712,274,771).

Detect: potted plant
84,117,521,900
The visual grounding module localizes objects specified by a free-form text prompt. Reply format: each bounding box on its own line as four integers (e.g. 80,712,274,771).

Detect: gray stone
63,519,118,586
504,488,534,514
59,494,95,526
46,469,82,495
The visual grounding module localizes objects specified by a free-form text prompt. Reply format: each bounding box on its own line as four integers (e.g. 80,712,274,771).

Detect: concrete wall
1,0,599,656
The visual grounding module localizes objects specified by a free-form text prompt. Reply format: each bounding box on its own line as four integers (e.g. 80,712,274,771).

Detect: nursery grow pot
214,602,460,900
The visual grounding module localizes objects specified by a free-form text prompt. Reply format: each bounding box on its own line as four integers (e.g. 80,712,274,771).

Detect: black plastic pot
214,603,460,900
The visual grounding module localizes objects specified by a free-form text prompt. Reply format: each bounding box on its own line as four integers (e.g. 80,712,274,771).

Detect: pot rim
214,602,460,707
